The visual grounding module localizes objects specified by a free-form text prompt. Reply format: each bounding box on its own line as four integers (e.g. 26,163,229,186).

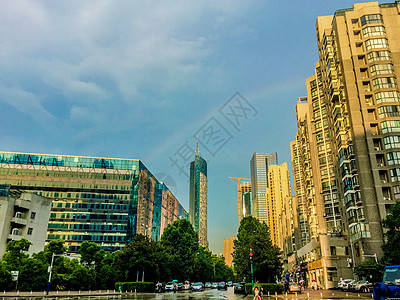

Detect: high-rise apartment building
0,152,187,253
291,0,400,288
0,193,52,256
189,143,208,246
250,152,278,223
265,163,292,249
223,236,236,267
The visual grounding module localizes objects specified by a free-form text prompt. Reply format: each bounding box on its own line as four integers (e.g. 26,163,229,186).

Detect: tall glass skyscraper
250,152,278,223
0,152,187,252
189,142,208,246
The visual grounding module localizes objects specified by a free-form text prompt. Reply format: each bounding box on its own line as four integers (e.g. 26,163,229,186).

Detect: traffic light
250,248,253,260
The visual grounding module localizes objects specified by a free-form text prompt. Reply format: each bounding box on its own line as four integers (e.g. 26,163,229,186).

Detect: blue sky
0,0,388,254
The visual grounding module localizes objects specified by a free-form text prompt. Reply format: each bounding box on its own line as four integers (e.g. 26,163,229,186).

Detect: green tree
191,246,214,282
233,216,282,283
160,219,199,281
113,235,159,283
382,201,400,265
0,261,12,290
2,239,32,268
354,260,383,283
79,241,105,269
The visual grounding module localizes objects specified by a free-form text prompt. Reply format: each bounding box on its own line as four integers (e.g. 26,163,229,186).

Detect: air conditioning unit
375,147,380,151
378,163,383,167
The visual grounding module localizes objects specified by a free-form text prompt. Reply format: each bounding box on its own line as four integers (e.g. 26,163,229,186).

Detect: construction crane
228,177,251,224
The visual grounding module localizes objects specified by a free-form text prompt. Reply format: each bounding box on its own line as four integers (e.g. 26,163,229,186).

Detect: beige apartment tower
223,236,236,266
291,1,400,289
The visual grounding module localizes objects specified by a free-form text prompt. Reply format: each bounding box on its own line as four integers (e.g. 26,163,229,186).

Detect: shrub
115,282,154,293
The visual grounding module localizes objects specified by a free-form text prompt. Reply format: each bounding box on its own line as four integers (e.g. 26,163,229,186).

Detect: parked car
212,282,219,289
227,281,233,287
218,281,227,290
351,280,373,293
289,282,301,294
339,279,355,291
165,282,177,292
234,282,246,294
191,282,204,291
205,282,212,288
374,265,400,300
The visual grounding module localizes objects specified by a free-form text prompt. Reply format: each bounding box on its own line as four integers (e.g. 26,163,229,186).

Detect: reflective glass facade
0,152,187,252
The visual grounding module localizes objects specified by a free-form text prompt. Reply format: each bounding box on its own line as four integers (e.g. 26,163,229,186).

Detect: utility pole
228,177,251,223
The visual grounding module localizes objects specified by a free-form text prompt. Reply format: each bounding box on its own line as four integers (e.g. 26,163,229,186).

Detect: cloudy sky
0,0,388,254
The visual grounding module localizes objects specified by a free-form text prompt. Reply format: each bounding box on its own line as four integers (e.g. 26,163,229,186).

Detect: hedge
245,283,284,295
115,282,154,293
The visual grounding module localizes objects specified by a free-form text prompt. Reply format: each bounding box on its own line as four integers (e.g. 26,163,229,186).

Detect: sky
0,0,390,254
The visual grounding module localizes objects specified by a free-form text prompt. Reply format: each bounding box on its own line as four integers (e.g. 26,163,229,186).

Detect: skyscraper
223,236,236,267
250,152,278,223
189,141,208,246
239,181,252,223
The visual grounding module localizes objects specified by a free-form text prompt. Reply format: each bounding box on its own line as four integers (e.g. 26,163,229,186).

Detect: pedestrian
253,287,262,300
253,280,264,297
284,280,289,293
299,279,304,291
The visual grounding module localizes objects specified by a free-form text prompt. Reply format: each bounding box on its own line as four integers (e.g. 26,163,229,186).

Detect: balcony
11,216,27,226
14,199,30,210
8,229,23,241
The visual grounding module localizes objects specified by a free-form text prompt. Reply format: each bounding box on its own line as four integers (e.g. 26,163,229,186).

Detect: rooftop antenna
195,136,199,154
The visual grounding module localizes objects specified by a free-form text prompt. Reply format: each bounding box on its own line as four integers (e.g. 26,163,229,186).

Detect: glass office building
0,152,187,252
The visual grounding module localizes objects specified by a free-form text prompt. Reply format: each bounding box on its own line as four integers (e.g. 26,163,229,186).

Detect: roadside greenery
233,216,282,283
0,219,233,291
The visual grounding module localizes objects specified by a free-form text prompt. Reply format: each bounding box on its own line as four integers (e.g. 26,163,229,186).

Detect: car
234,282,246,294
204,282,212,288
339,279,356,291
212,282,219,289
374,265,400,300
351,280,373,293
191,282,204,291
165,282,177,292
338,279,354,291
218,281,227,290
227,281,233,287
289,282,301,294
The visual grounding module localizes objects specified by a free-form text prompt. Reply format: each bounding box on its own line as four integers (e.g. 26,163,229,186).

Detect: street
125,287,246,299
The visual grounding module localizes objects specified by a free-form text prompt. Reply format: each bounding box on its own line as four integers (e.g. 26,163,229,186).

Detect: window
384,136,400,149
373,77,397,89
381,120,400,133
378,106,400,118
387,152,400,165
330,246,337,256
370,64,394,76
376,91,400,104
30,212,36,220
362,25,385,38
360,14,383,26
365,38,388,50
390,168,400,182
367,50,391,63
27,228,33,235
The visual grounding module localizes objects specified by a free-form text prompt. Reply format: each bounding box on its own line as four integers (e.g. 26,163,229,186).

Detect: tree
113,235,159,283
0,261,12,290
233,216,282,283
382,201,400,265
160,219,199,281
79,241,105,269
2,239,32,269
354,260,383,283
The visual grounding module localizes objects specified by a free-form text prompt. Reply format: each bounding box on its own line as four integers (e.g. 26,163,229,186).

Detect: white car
339,279,355,291
165,282,177,292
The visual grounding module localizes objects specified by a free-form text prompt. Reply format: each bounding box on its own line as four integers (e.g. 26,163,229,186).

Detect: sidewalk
0,290,129,298
248,288,373,299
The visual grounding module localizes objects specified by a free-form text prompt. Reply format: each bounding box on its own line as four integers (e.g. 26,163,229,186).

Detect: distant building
189,142,208,246
250,152,277,223
265,163,292,249
223,236,236,266
239,182,252,223
0,152,187,253
0,193,52,257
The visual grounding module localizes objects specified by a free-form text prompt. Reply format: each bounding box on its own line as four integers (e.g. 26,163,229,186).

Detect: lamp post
47,252,64,295
250,248,254,290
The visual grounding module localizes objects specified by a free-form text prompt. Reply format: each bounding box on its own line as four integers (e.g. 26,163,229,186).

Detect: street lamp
47,252,64,295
